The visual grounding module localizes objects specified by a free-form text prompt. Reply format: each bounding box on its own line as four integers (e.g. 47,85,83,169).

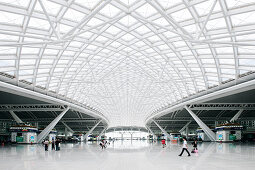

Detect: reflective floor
0,140,255,170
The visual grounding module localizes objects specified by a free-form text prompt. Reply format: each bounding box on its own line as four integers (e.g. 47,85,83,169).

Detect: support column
62,122,74,133
153,120,171,139
185,106,216,141
130,132,133,140
146,125,157,140
9,111,23,123
98,126,108,140
121,132,124,140
179,121,192,133
37,107,69,143
65,127,68,140
84,120,102,141
186,126,189,138
215,121,218,127
230,109,244,122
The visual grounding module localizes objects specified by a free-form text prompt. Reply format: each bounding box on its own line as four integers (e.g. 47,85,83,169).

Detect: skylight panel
37,68,50,74
0,60,15,67
22,47,40,54
64,8,86,22
135,25,151,34
171,8,192,22
226,0,255,9
206,18,227,30
239,59,255,66
0,11,23,25
238,46,255,53
20,59,36,65
119,15,137,27
157,0,182,9
0,33,18,41
59,23,73,34
121,33,135,41
100,3,121,17
194,0,221,16
87,17,104,27
75,0,102,9
231,11,255,26
219,59,235,65
221,68,235,74
136,3,157,18
105,25,121,35
38,0,61,15
95,35,108,43
147,35,161,42
216,47,233,53
0,0,30,7
28,17,50,30
0,47,16,54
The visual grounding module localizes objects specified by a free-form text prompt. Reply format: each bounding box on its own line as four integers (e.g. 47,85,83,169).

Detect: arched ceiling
0,0,255,127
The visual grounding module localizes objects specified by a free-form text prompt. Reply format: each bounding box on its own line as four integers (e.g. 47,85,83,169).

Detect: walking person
161,138,166,148
179,138,191,156
192,139,198,153
52,139,55,150
55,139,60,151
99,140,104,150
44,140,49,151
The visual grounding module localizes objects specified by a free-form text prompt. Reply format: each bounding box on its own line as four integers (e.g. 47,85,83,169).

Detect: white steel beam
196,0,217,39
37,107,69,143
38,0,60,39
9,111,23,124
97,126,108,140
84,120,102,140
179,121,192,133
152,120,171,139
185,106,216,141
230,109,244,122
146,77,255,124
62,121,74,133
0,81,109,124
146,125,157,140
62,0,112,38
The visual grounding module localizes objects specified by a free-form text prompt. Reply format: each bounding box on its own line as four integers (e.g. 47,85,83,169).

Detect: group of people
99,139,109,150
43,139,61,151
161,137,198,156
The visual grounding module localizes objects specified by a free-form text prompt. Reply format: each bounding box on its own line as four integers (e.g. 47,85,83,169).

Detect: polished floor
0,140,255,170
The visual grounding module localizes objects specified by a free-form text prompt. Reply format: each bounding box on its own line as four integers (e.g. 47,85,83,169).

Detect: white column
153,120,171,139
97,126,108,140
146,125,157,140
37,107,69,143
84,120,102,140
121,133,124,140
65,127,68,140
9,111,23,123
179,121,192,133
230,109,244,122
185,106,216,141
186,126,189,138
62,122,74,133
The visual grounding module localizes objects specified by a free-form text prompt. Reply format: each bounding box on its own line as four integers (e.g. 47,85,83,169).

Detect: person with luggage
52,139,55,150
44,140,49,151
55,139,61,151
178,138,191,156
99,140,104,150
192,139,198,153
161,139,166,148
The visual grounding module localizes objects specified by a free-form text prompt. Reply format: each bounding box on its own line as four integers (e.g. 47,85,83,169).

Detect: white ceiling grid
0,0,255,127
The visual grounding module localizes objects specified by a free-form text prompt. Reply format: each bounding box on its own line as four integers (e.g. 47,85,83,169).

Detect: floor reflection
0,140,254,170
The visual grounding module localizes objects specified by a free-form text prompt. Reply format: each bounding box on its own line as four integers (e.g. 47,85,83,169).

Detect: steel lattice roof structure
0,0,255,128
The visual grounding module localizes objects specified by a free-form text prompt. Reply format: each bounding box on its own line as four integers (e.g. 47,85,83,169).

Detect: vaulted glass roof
0,0,255,127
